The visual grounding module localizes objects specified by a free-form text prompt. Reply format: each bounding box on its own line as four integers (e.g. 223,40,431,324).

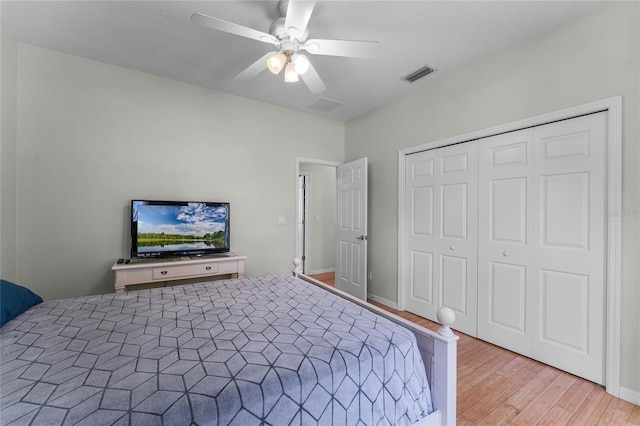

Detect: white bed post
433,307,457,425
293,257,303,274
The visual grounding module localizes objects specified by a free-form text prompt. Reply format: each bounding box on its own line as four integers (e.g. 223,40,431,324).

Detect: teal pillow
1,279,43,327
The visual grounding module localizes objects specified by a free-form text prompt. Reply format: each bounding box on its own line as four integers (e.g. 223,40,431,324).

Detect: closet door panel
491,178,527,243
440,255,468,313
405,143,478,336
540,269,590,352
405,153,439,320
411,250,433,303
541,172,590,249
437,144,478,336
489,262,526,333
532,113,606,385
478,129,534,355
441,183,468,239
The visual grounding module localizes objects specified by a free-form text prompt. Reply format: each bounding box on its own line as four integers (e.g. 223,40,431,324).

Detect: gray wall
345,2,639,399
1,24,18,282
300,163,336,274
3,43,344,300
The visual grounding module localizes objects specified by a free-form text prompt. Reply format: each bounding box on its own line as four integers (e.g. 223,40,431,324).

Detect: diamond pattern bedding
0,274,432,425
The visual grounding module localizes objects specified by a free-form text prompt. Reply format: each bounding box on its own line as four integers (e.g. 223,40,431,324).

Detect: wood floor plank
466,366,541,423
596,397,637,425
567,386,613,425
555,376,598,412
458,349,518,397
628,404,640,425
537,378,599,425
459,374,511,415
506,366,559,412
306,273,640,425
511,371,577,424
495,355,534,379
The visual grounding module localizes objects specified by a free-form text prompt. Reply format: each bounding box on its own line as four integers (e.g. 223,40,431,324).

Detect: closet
403,112,606,384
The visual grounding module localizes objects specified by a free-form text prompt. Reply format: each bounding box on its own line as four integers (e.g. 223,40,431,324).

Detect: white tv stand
111,253,246,293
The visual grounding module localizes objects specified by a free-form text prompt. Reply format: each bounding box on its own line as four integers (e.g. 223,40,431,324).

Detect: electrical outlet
368,271,373,280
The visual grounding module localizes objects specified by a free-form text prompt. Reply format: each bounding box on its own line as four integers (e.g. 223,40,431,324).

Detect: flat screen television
131,200,230,258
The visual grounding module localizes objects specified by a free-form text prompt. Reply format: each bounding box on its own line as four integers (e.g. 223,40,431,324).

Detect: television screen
131,200,230,258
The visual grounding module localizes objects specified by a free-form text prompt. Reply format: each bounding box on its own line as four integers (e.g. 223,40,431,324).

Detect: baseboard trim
367,293,398,310
619,386,640,405
307,267,335,275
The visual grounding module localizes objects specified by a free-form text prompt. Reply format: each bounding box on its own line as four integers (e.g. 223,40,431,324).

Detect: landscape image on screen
135,203,228,254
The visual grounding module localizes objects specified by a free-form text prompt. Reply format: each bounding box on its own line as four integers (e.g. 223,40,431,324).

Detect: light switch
277,216,286,225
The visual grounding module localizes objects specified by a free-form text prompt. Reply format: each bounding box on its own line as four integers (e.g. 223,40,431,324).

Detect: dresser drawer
152,262,220,280
218,260,239,274
122,269,152,284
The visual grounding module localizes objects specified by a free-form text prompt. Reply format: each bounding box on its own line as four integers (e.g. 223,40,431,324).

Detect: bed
0,266,457,425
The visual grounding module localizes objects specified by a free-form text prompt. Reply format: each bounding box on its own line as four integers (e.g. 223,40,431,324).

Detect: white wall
299,163,336,273
345,2,639,398
13,44,344,300
1,23,18,282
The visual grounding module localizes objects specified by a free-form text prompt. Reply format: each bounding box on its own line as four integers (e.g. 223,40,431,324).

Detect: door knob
356,235,368,241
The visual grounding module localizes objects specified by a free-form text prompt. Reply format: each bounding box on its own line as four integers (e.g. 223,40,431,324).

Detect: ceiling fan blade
233,52,273,81
191,12,279,46
300,62,326,94
301,39,380,59
284,0,316,39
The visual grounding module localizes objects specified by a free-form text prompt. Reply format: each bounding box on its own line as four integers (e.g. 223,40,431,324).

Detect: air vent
309,98,343,112
402,66,435,83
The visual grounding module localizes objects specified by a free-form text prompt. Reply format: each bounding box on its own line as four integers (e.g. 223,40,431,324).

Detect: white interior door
531,113,606,385
478,129,535,355
336,158,368,300
404,143,478,335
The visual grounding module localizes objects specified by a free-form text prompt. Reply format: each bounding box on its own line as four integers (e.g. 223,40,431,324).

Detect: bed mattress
0,274,432,425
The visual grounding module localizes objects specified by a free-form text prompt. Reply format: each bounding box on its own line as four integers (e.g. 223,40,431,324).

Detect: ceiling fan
191,0,380,94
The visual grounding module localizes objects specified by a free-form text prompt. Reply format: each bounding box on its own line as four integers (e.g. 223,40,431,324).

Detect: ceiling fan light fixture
192,1,379,94
284,62,299,82
267,52,287,74
292,53,310,75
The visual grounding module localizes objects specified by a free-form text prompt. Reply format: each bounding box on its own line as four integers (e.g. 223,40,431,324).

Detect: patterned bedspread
0,274,432,425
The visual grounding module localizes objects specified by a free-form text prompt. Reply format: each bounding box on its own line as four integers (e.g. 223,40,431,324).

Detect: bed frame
293,260,458,426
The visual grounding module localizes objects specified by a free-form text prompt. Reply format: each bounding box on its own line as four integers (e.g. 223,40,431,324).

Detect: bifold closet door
477,129,535,356
404,142,478,336
477,112,606,385
531,113,606,385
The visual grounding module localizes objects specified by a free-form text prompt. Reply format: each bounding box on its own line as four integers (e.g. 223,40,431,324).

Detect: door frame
297,172,311,273
295,157,341,274
397,96,622,397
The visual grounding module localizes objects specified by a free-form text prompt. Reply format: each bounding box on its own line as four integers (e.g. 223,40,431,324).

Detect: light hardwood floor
309,272,640,425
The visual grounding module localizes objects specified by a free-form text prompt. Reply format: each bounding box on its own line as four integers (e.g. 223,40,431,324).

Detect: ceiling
1,1,604,122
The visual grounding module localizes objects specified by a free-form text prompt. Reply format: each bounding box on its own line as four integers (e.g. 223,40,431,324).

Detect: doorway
295,159,339,275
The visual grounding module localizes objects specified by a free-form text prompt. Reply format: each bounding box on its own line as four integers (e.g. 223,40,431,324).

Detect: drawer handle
503,251,510,257
205,266,212,271
160,270,168,275
449,245,455,251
